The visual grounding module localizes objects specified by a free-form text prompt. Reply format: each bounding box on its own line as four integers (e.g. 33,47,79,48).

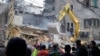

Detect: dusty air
0,0,100,56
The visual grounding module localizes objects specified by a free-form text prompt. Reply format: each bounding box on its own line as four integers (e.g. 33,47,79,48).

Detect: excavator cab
79,30,91,38
78,29,93,44
79,31,89,39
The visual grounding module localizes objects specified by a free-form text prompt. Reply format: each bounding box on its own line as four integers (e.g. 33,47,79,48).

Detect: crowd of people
4,37,100,56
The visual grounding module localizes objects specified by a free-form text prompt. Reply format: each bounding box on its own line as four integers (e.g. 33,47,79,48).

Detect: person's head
76,40,81,47
6,37,27,56
53,43,59,50
41,45,46,50
90,41,96,47
34,44,40,50
72,47,76,51
65,45,71,53
87,44,90,49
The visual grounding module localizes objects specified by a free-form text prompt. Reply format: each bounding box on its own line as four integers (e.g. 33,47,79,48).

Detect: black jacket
90,46,100,56
61,53,74,56
75,46,88,56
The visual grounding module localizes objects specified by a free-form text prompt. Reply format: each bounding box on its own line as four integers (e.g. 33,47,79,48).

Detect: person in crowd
71,47,76,56
49,43,61,56
86,44,91,56
26,46,32,56
0,44,5,56
59,46,65,54
31,39,40,56
31,44,39,56
6,37,27,56
61,45,73,56
90,41,100,56
37,45,49,56
75,40,88,56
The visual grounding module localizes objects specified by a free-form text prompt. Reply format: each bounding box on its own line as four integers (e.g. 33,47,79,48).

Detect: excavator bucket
47,22,61,34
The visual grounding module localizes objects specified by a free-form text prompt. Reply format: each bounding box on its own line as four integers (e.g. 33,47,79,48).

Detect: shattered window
93,19,99,28
84,18,99,28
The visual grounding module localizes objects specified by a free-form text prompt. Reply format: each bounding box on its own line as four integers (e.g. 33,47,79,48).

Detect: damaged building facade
14,0,55,29
11,0,56,44
13,0,100,41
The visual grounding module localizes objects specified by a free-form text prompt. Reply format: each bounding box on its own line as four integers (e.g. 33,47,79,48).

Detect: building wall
15,0,56,29
0,4,8,42
14,0,100,40
55,0,100,40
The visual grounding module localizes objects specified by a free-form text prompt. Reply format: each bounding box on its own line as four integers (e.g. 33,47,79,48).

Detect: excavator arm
57,3,80,42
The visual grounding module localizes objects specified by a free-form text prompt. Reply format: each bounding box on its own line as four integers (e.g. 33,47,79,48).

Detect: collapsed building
4,0,55,45
0,0,100,46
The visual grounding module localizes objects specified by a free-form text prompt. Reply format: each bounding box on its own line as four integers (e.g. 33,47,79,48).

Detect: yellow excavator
48,3,79,42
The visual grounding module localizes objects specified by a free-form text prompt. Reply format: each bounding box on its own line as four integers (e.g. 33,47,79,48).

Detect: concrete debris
24,0,45,7
13,15,23,26
15,0,45,15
